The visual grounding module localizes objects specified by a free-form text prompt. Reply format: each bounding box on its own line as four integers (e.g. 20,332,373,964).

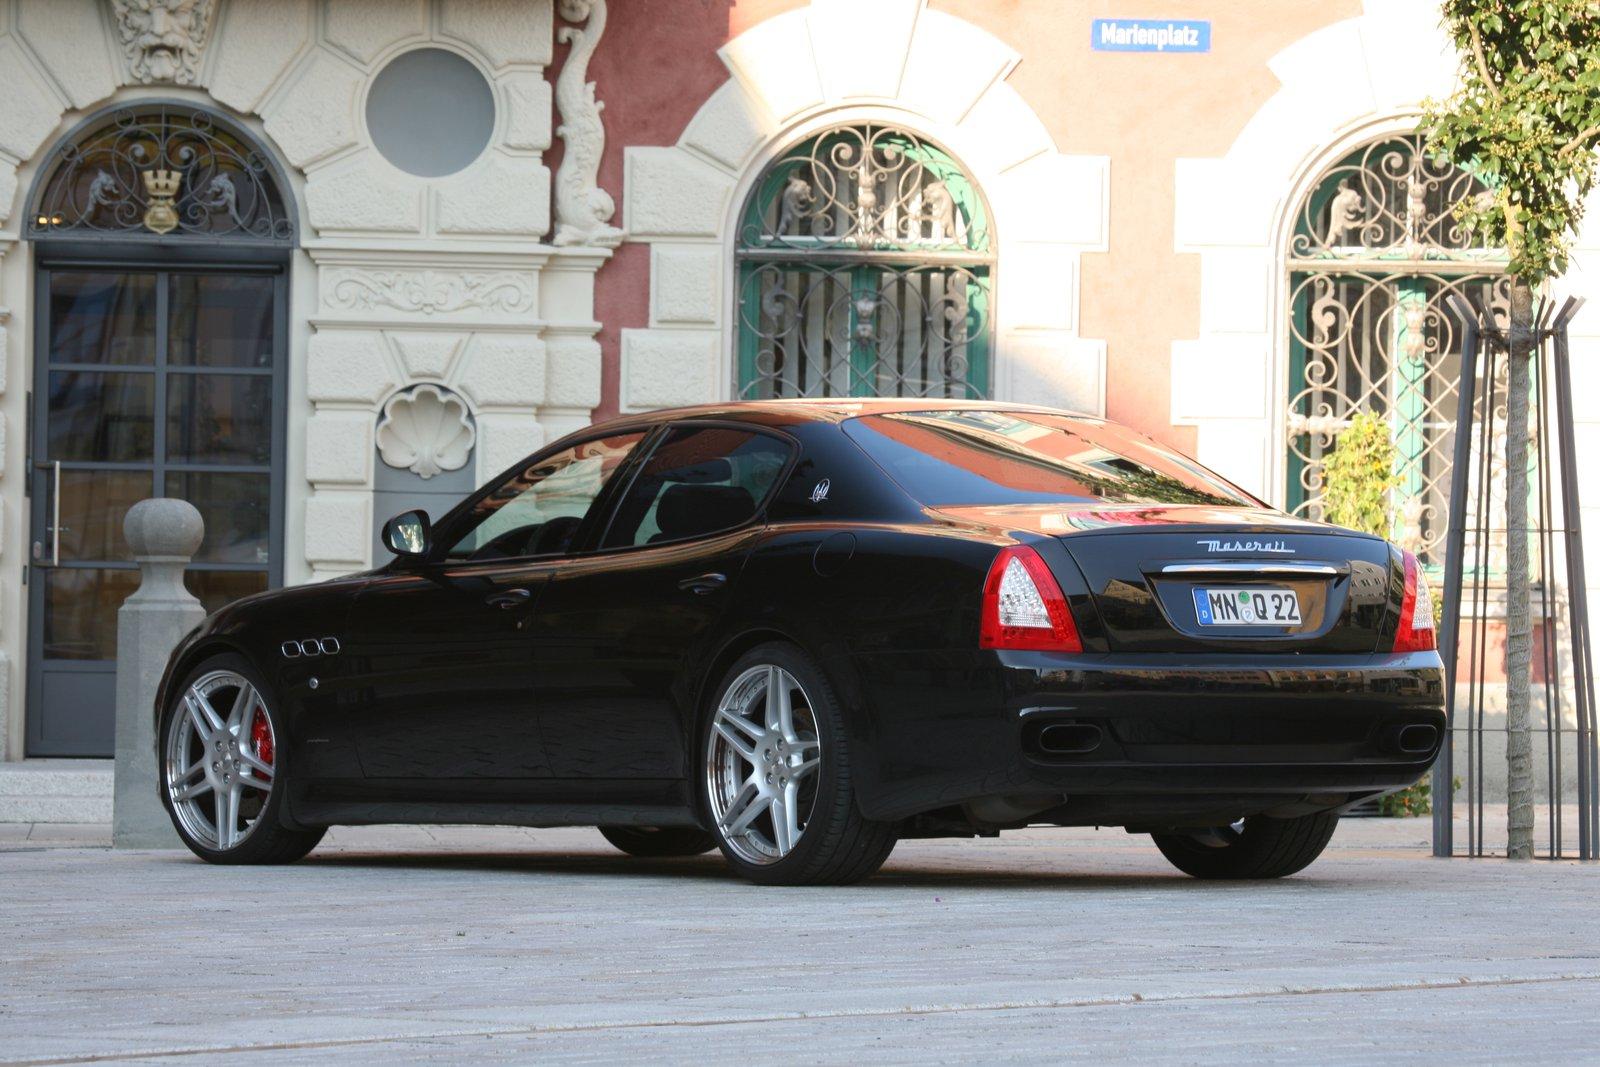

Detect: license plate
1192,586,1302,626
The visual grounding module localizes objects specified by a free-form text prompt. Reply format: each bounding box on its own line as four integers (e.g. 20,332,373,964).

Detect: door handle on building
31,460,60,567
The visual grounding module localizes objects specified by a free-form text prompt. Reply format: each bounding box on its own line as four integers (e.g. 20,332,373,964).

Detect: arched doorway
733,123,994,399
1284,133,1508,568
23,102,294,757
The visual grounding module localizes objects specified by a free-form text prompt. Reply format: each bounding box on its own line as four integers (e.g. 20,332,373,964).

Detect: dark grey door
26,266,285,757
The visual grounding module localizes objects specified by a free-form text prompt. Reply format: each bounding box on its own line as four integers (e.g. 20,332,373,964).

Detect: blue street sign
1091,18,1211,53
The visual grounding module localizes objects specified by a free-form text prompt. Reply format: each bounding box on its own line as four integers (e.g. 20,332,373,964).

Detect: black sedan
155,401,1444,884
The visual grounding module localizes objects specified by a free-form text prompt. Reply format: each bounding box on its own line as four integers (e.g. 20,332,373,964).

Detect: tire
1151,812,1339,880
700,642,898,886
599,826,718,858
158,653,324,865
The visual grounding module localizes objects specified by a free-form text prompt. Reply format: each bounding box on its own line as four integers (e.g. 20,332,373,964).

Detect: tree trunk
1504,276,1535,860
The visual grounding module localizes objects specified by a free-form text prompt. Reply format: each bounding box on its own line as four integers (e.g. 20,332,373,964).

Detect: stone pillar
113,499,205,849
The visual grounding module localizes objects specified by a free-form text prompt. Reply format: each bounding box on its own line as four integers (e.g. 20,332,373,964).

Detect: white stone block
502,70,553,151
545,336,602,408
17,0,115,107
1195,420,1274,500
458,334,547,408
957,82,1055,176
1358,0,1457,108
652,245,721,326
303,493,371,566
900,9,1017,125
0,324,8,393
307,330,397,404
624,148,734,238
1000,244,1076,332
993,154,1107,249
0,164,16,226
209,0,312,113
476,413,544,484
437,154,550,236
1200,248,1272,334
324,0,427,65
622,329,719,410
809,0,919,101
0,38,65,161
680,81,774,173
305,412,373,485
306,165,422,233
262,49,364,168
1000,332,1104,416
1174,157,1273,251
390,332,464,380
1170,337,1271,422
440,0,553,69
718,9,823,122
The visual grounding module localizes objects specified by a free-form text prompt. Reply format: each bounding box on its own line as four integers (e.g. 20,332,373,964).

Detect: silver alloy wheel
705,664,822,865
164,669,276,850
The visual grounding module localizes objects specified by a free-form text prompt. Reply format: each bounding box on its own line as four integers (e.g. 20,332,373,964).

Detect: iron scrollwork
736,123,993,400
29,104,293,242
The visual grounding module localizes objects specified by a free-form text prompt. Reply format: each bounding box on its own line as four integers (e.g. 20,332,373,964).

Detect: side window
443,431,647,561
602,426,791,549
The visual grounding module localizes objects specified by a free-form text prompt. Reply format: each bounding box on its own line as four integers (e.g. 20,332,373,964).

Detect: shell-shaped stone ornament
375,384,476,479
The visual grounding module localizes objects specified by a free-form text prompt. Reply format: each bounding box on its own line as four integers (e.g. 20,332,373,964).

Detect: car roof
581,398,1104,435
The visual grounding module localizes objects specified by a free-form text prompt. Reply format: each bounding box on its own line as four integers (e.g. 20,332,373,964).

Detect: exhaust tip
1397,723,1439,755
1035,722,1104,756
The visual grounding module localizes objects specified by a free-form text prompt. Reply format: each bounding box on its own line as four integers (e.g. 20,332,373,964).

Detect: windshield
842,409,1259,508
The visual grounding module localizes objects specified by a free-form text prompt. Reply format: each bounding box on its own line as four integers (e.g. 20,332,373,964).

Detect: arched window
735,123,993,399
28,103,293,243
1285,134,1508,565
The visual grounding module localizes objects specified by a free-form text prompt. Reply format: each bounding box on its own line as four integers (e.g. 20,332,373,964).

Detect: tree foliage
1421,0,1600,283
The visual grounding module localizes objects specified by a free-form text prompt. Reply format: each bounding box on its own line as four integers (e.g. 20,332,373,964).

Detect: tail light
980,544,1083,653
1393,549,1437,653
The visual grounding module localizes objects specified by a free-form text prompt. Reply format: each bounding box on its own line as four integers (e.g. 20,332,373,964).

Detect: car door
342,428,652,782
531,423,796,780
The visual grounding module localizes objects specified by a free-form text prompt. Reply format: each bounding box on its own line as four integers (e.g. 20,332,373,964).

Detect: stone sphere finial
124,498,204,560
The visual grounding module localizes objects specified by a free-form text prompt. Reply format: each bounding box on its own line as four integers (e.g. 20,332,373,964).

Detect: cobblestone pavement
3,819,1597,1064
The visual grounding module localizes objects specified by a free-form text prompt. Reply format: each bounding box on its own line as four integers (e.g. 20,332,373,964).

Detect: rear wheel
159,654,324,864
1151,812,1339,879
702,643,897,885
599,826,717,858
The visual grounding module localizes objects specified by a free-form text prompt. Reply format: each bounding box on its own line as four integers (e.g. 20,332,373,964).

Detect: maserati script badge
1197,538,1294,554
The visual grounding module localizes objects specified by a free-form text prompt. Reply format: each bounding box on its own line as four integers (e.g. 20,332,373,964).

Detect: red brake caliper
250,708,274,776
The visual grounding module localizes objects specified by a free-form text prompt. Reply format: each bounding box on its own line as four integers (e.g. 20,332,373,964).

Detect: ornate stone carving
326,270,535,316
111,0,217,86
376,385,476,479
552,0,623,248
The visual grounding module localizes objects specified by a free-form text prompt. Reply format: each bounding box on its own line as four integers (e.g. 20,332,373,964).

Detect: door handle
31,460,60,567
678,572,727,595
484,587,533,610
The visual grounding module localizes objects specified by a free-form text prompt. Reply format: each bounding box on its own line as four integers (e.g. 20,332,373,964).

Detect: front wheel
159,654,324,864
702,643,897,885
1151,812,1339,879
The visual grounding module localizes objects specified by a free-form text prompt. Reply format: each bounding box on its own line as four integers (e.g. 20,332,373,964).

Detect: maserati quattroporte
156,401,1444,884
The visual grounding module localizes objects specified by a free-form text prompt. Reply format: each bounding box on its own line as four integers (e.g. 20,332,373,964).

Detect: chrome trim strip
1159,562,1343,576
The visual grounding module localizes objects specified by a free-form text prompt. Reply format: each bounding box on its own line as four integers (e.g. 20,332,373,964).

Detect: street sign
1091,18,1211,53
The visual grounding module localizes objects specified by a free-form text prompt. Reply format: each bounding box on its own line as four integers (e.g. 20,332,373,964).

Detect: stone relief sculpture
111,0,218,86
376,385,477,479
552,0,624,248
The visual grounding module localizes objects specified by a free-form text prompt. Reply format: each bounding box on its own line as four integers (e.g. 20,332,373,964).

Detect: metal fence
1432,295,1598,859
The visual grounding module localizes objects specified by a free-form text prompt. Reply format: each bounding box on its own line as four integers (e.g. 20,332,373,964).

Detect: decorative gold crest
141,168,182,234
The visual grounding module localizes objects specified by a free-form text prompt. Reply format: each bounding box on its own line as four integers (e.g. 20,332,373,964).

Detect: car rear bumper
840,649,1446,823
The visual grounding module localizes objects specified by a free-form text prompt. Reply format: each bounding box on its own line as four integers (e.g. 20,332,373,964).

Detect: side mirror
381,509,432,558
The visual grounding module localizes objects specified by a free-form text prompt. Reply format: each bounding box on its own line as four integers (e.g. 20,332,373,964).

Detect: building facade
0,0,1597,777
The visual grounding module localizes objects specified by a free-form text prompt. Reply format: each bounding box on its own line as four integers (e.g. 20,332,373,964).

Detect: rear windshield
842,410,1257,507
